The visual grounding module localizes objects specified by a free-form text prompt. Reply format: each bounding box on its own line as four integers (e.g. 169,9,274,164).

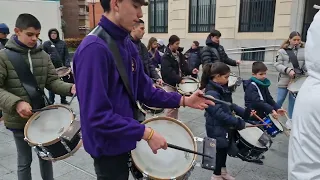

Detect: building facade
60,0,90,38
88,0,318,62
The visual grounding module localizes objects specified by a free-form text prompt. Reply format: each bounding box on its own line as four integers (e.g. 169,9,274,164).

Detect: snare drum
236,123,270,162
137,84,166,115
287,75,308,98
260,115,283,137
177,76,199,96
228,73,242,92
24,105,82,161
56,66,74,83
131,117,197,180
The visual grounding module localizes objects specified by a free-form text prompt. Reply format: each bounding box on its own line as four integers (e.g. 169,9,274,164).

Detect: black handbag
4,49,52,109
90,26,145,122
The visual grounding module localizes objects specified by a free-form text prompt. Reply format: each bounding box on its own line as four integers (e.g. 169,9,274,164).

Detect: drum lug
38,144,54,161
194,137,203,142
59,137,72,154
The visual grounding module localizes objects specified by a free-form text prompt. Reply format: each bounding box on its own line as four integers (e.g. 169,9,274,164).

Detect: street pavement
0,71,289,180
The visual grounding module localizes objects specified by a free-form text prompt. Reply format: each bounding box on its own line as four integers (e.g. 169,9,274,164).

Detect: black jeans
214,148,228,175
93,153,130,180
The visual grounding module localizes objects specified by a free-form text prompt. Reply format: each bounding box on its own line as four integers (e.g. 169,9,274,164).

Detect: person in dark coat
201,29,241,66
200,62,246,180
161,35,198,119
130,19,163,85
0,23,9,50
184,40,201,78
43,28,71,104
0,23,10,119
243,62,286,123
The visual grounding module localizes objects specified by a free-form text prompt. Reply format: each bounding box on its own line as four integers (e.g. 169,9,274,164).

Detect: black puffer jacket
201,35,237,66
43,28,70,68
130,36,160,80
161,47,192,86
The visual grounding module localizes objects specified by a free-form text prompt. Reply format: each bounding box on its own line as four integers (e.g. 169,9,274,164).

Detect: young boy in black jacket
243,62,286,122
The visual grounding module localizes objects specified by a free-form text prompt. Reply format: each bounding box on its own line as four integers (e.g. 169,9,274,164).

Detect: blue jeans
276,87,295,119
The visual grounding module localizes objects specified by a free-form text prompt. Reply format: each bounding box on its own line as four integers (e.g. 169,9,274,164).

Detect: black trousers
214,148,228,175
93,153,130,180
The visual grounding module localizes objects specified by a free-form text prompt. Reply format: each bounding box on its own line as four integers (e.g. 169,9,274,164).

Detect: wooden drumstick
31,107,58,113
251,112,271,128
246,123,272,128
167,143,213,159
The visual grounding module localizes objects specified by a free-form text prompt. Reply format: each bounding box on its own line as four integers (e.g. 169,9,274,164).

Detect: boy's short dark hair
101,0,148,12
15,13,41,30
193,41,199,47
252,61,268,74
209,29,221,38
168,35,180,45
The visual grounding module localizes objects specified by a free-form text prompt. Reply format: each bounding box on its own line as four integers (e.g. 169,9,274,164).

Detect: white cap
157,39,164,46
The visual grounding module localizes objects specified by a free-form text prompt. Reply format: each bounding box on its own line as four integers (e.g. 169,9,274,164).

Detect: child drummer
201,62,250,180
243,62,286,163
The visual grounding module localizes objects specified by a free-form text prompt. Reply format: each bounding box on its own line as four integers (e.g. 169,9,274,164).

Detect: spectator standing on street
43,28,71,104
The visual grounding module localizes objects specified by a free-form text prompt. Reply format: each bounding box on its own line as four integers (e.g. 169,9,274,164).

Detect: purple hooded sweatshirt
73,16,182,157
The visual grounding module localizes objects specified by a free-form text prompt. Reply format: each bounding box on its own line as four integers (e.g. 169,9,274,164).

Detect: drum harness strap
4,49,52,109
285,48,304,75
89,26,145,122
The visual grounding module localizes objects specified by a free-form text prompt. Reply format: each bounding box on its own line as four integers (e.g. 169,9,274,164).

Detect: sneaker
221,168,235,180
286,119,292,130
211,175,224,180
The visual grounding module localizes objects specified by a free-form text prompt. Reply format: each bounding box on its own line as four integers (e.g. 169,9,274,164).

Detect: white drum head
178,77,199,94
238,123,266,148
269,116,283,131
131,117,196,179
228,76,238,87
287,76,307,92
25,106,73,144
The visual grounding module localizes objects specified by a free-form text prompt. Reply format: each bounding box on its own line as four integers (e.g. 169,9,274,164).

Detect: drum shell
236,126,269,160
34,134,82,160
24,105,82,161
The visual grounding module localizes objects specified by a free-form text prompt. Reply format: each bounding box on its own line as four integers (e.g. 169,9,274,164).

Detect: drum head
25,105,74,145
178,77,199,94
238,124,267,148
269,116,283,131
131,117,196,179
228,76,238,87
287,76,307,92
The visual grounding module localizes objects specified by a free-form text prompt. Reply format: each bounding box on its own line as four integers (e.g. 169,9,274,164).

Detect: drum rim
268,116,283,131
131,116,197,180
56,66,71,78
287,75,308,92
24,104,75,146
177,76,200,95
238,125,269,150
137,84,166,112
